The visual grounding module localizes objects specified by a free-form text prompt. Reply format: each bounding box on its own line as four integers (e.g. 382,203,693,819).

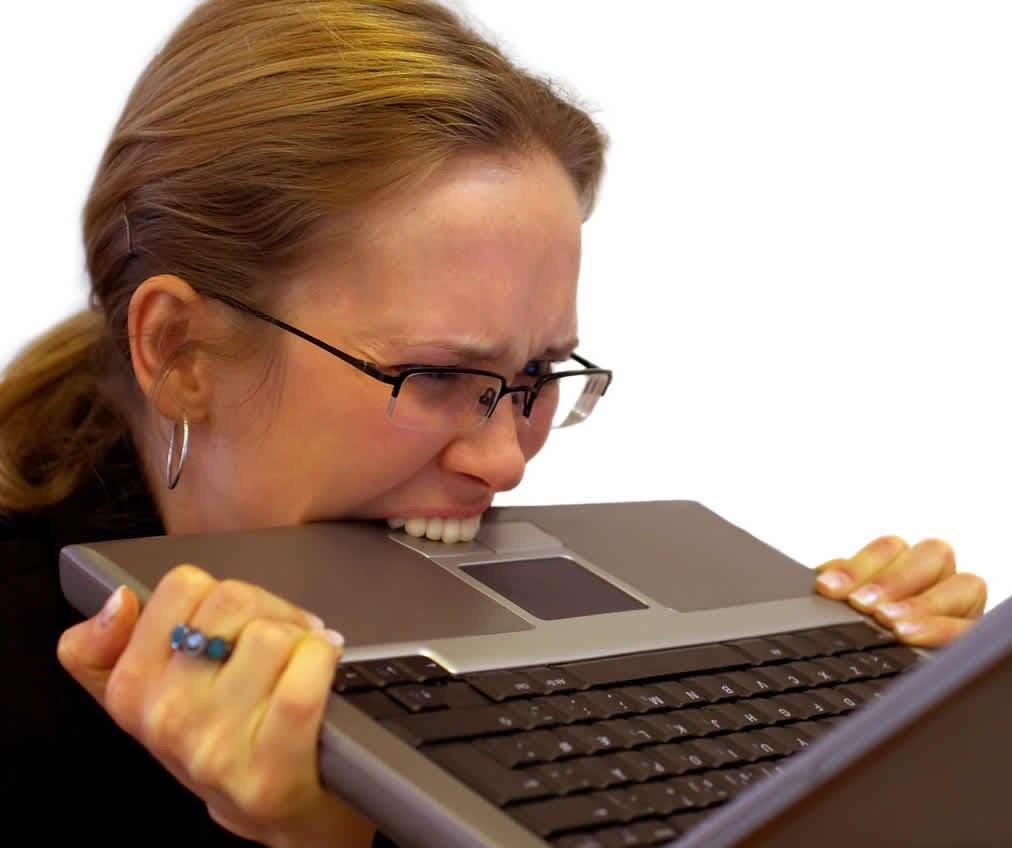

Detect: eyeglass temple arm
209,293,396,384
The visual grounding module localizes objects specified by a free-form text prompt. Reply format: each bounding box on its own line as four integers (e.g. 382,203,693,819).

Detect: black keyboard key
465,669,540,701
620,685,682,712
567,724,629,756
666,775,725,809
812,686,860,714
709,701,767,731
792,719,838,741
762,724,815,756
440,681,490,709
722,669,777,697
598,786,656,822
477,730,560,767
791,658,846,685
768,631,823,660
639,710,708,741
534,760,597,795
653,680,709,708
392,655,453,683
755,664,809,691
829,621,895,650
593,824,648,847
688,736,748,768
384,702,526,745
703,766,759,797
777,691,835,720
867,645,921,674
639,781,692,817
558,643,746,687
543,692,601,723
596,752,651,786
816,655,866,682
355,659,416,687
332,665,373,693
511,794,624,836
721,730,779,762
512,697,565,729
525,667,589,694
630,819,681,843
794,625,859,655
612,748,677,782
613,717,670,747
681,705,743,734
725,637,791,665
707,673,757,700
385,683,447,713
426,743,552,806
652,742,708,774
582,689,641,719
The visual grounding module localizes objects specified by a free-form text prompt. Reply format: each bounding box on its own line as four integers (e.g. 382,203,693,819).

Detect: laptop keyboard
335,622,922,846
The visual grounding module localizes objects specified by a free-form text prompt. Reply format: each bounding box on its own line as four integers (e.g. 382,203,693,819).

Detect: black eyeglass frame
210,293,613,423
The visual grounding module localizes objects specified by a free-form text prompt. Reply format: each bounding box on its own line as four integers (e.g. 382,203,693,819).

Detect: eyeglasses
210,293,613,435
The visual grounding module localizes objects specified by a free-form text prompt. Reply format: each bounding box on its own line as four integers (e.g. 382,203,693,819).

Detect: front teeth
387,514,482,543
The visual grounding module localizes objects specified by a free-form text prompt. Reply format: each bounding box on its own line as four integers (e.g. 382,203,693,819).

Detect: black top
1,438,395,847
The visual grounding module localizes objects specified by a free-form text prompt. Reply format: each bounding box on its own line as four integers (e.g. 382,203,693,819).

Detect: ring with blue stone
169,624,233,662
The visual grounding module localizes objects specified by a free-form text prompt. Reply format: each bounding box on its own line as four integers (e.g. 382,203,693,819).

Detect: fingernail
98,586,124,628
816,571,851,593
849,585,883,607
877,602,911,620
895,619,924,637
306,613,325,631
323,629,345,650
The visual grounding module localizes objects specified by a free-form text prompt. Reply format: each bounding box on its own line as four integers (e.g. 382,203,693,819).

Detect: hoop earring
166,412,190,490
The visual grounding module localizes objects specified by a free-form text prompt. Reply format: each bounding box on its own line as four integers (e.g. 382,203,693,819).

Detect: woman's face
182,149,583,536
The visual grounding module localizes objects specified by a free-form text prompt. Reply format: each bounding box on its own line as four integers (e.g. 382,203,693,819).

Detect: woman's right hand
57,564,376,848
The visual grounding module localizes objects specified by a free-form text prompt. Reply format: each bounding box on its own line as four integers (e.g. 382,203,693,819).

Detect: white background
2,2,1009,611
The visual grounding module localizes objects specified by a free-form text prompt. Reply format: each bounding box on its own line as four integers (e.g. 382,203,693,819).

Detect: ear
127,275,222,423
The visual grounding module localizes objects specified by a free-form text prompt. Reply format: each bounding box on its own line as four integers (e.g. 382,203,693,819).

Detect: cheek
520,426,551,461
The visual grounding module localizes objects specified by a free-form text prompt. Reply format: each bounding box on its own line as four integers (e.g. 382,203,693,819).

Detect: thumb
57,585,140,705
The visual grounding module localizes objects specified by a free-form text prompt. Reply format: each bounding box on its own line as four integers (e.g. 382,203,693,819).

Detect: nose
441,395,528,493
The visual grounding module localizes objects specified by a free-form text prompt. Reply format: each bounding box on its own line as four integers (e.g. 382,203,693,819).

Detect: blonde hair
0,0,607,515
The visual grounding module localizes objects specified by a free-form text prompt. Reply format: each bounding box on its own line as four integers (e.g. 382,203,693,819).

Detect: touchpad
461,557,647,620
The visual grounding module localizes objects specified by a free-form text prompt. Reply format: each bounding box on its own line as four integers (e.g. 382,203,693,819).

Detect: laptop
59,500,1012,847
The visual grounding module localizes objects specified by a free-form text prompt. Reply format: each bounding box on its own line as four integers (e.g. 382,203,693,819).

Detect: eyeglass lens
386,367,607,433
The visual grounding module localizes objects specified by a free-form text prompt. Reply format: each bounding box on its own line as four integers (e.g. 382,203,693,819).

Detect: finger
253,629,345,781
187,577,325,659
847,538,957,612
814,535,908,598
206,619,307,713
57,586,140,703
874,572,988,627
888,614,978,648
104,565,218,734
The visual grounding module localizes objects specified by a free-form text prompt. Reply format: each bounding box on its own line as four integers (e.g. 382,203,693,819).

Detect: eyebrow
390,336,581,362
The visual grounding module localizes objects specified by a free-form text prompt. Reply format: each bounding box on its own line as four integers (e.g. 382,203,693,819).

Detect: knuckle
202,580,258,620
159,564,215,598
241,619,298,655
274,683,324,727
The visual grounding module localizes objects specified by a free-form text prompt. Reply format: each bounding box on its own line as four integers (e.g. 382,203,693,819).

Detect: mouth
385,513,483,544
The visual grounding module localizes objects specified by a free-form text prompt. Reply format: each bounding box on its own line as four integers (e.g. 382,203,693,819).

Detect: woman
0,0,987,845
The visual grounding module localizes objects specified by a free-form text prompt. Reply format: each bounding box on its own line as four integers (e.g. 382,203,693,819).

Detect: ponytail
0,309,129,515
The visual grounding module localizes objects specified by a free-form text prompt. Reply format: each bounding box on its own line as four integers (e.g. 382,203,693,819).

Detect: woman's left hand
813,535,988,647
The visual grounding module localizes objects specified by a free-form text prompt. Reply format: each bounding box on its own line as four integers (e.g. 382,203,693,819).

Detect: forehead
292,149,583,363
